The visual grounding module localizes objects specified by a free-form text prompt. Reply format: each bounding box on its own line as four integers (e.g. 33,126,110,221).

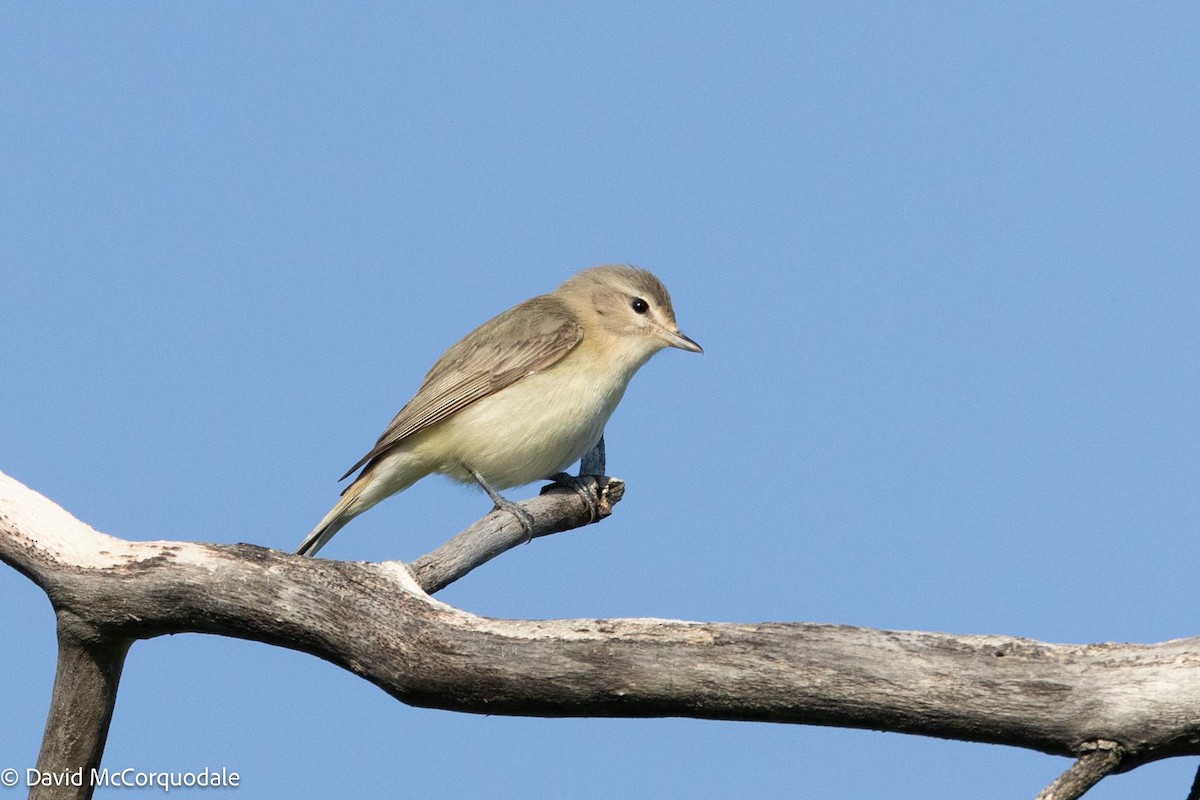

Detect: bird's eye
631,298,649,314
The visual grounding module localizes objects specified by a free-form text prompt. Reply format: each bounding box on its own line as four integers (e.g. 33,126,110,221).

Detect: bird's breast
416,346,641,489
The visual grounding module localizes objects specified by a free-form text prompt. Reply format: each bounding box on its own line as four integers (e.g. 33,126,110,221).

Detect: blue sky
2,4,1199,798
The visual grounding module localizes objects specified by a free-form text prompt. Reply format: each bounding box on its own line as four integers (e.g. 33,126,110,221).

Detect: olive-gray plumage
297,264,700,557
340,295,585,480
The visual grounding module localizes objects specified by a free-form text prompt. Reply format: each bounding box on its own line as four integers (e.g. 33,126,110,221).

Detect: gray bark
3,469,1199,799
29,615,130,800
1034,742,1124,800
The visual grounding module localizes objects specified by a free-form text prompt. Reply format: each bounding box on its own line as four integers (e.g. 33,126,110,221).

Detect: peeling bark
4,469,1200,799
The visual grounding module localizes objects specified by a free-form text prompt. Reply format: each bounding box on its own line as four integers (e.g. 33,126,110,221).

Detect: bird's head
556,264,702,359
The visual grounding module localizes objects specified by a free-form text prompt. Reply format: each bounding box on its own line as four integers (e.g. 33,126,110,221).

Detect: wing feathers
338,295,583,481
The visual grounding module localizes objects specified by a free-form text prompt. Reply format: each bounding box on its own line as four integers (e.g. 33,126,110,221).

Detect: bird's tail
296,479,368,557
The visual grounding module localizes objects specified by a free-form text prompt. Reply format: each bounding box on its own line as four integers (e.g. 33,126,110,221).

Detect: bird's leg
579,435,606,478
464,464,536,542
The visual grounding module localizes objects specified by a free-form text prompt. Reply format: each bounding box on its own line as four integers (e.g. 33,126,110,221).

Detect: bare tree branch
409,476,623,593
29,615,131,800
1034,740,1124,800
1,468,616,800
5,468,1200,799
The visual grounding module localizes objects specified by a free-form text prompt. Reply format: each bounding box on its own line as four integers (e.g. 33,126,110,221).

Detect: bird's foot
491,495,537,543
463,463,537,542
546,472,601,524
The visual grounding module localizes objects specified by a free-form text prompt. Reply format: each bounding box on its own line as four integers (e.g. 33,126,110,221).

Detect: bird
296,264,702,557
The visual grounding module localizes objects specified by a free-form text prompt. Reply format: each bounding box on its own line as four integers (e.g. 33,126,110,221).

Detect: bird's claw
547,472,601,524
490,496,536,543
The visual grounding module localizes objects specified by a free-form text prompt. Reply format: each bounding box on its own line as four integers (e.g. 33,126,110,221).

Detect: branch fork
4,466,1200,800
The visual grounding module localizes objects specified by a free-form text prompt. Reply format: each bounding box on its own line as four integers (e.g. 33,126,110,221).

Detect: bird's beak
660,326,703,354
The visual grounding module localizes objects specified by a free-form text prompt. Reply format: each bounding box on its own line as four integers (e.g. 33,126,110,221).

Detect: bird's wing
338,295,584,480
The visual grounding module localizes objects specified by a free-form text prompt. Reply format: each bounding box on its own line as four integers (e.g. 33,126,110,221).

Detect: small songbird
296,264,702,557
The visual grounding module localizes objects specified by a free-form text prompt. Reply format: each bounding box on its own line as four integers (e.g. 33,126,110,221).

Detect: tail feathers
298,450,427,557
296,482,365,557
295,514,348,557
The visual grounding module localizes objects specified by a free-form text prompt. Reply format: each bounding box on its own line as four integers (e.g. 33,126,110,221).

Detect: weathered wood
409,475,622,593
5,469,1200,798
29,615,131,800
1034,741,1124,800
